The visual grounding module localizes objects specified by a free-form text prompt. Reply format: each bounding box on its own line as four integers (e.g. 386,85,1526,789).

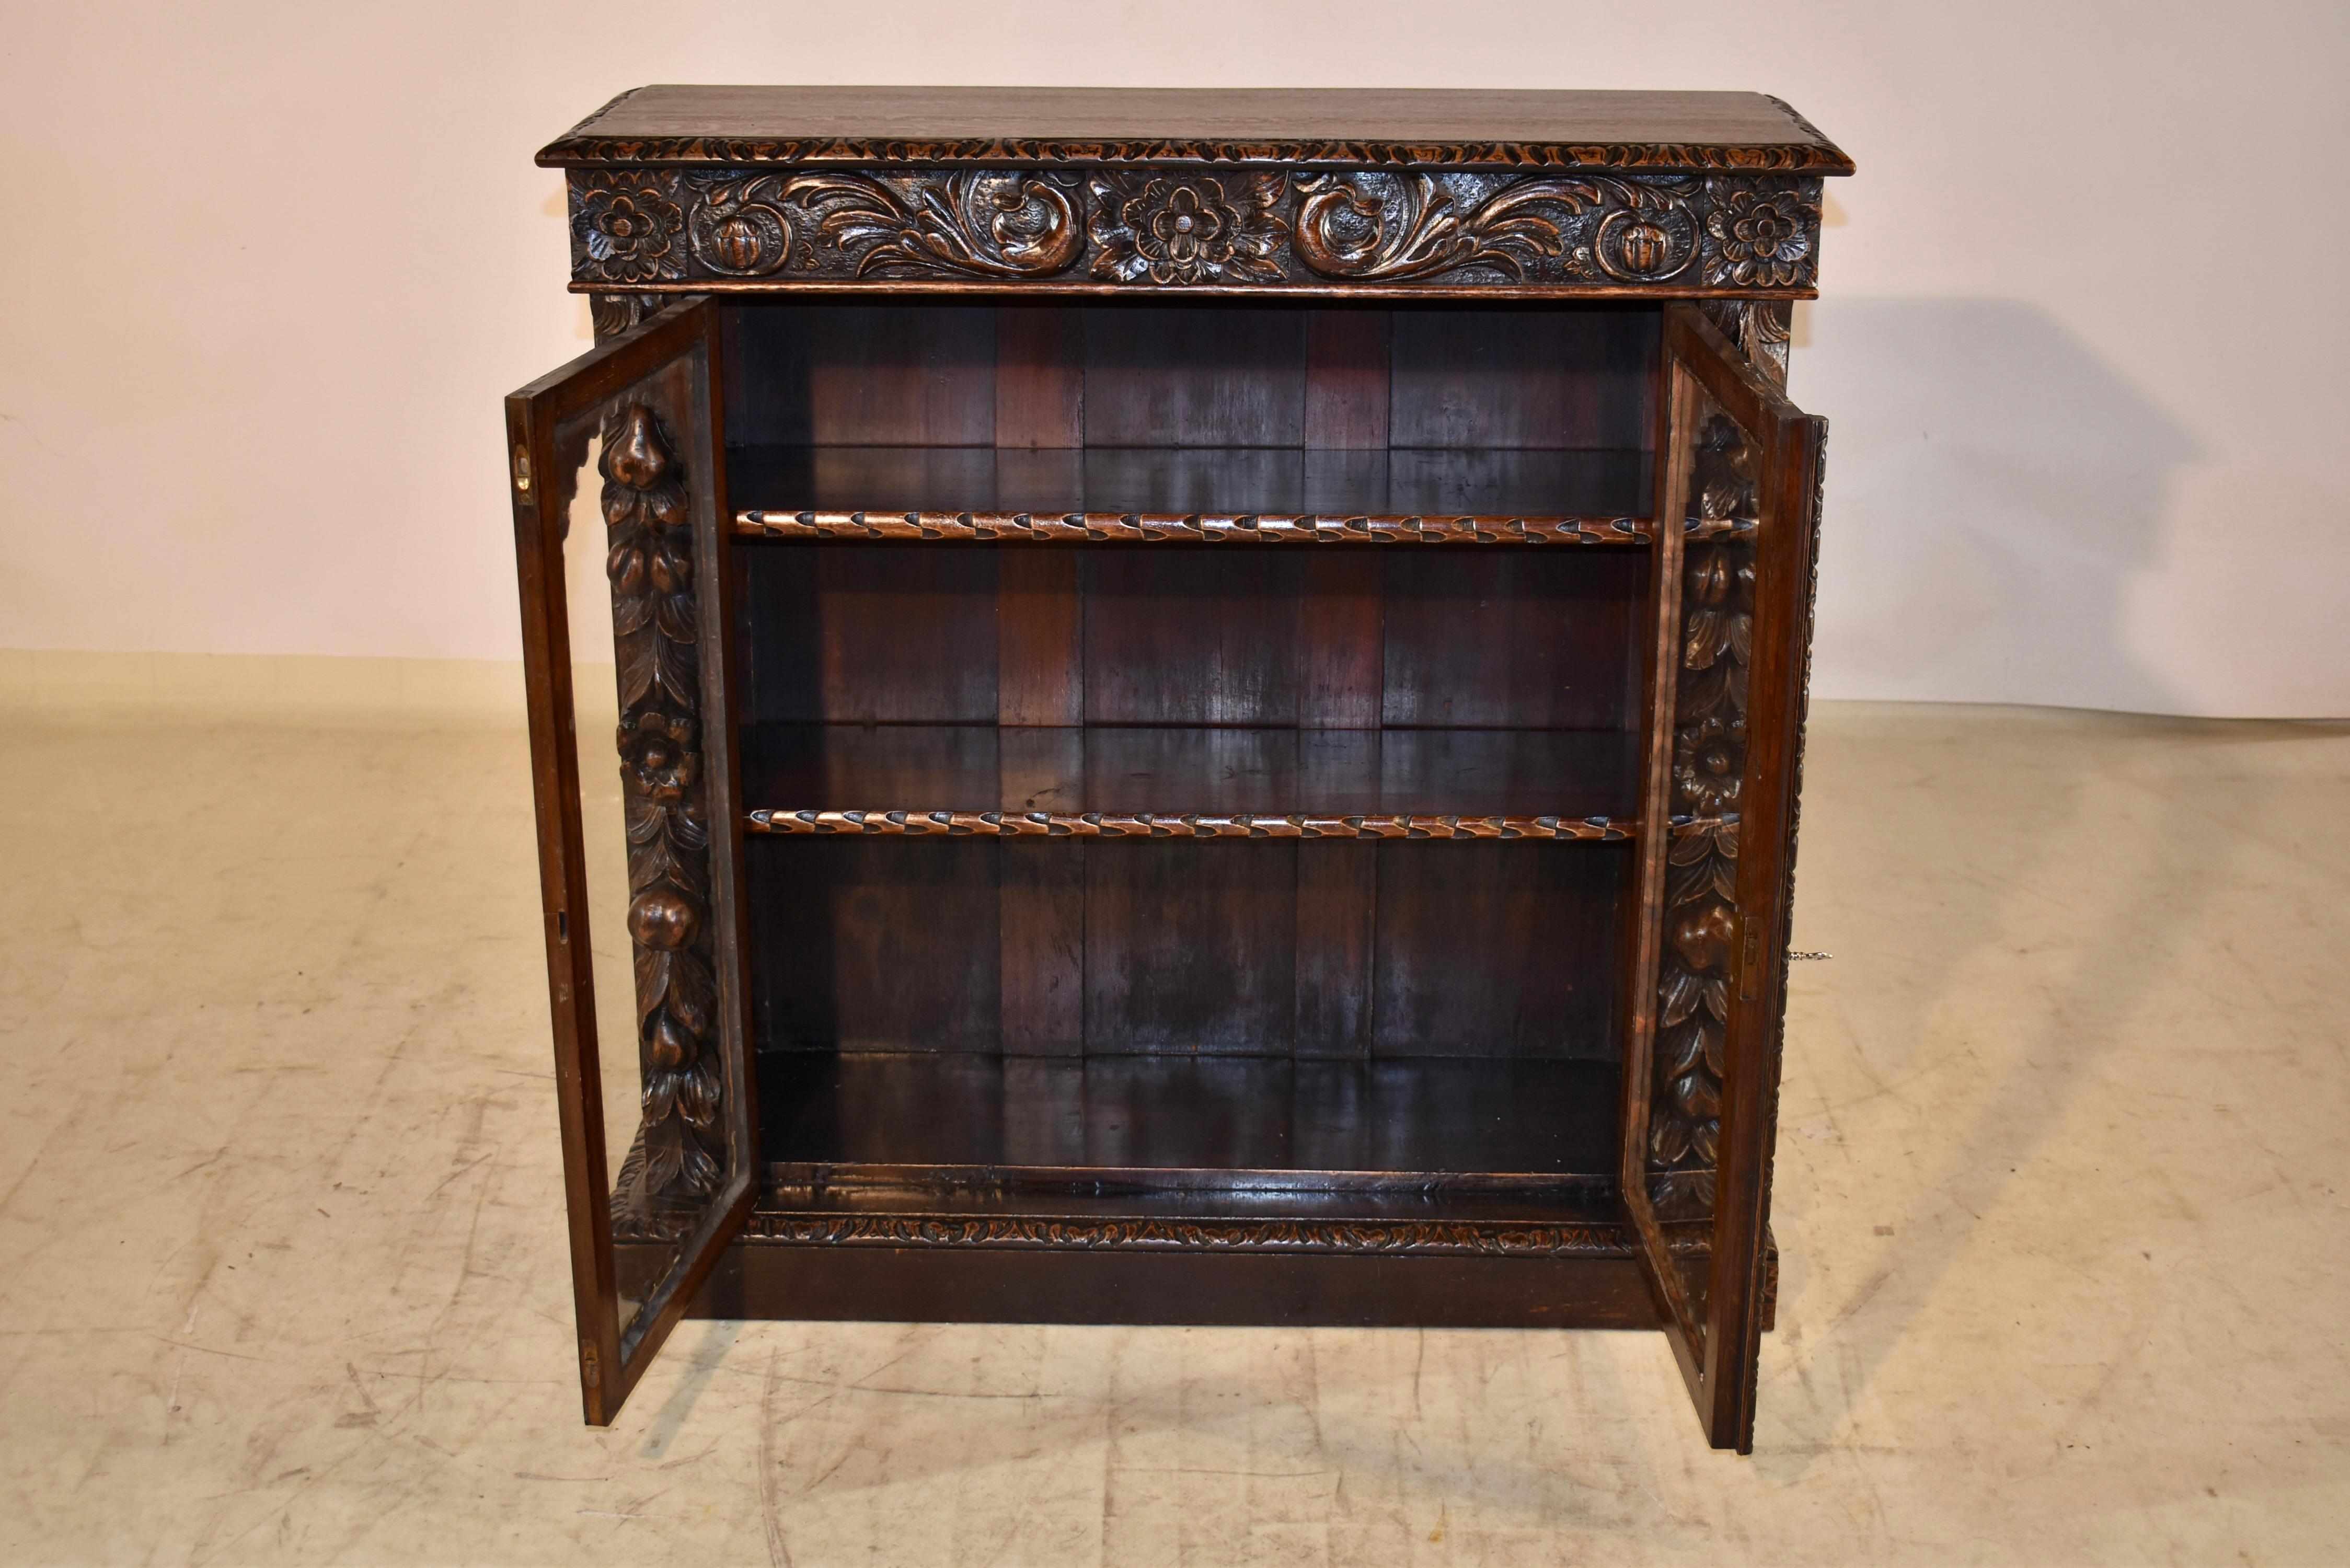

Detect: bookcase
505,86,1849,1450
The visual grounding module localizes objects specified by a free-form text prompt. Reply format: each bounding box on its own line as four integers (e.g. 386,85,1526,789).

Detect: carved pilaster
600,405,723,1201
1650,406,1761,1220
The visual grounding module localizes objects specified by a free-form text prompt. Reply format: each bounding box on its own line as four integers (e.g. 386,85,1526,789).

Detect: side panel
505,298,757,1424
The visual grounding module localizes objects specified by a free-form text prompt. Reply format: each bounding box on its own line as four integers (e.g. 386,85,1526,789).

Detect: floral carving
1651,407,1761,1220
571,168,1821,293
1702,180,1815,289
1087,172,1287,284
1295,173,1698,284
573,175,686,285
600,405,722,1201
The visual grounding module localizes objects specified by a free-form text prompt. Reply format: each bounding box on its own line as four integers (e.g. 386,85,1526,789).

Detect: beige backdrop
1,1,2343,716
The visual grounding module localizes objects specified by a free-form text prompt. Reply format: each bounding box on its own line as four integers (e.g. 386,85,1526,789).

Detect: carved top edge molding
544,136,1852,174
544,87,1852,175
569,167,1824,295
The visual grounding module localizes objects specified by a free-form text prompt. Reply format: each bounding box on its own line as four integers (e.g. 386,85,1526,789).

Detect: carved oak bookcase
504,87,1849,1451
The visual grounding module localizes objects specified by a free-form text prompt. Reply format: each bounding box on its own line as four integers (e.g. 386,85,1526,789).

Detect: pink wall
1,1,2342,714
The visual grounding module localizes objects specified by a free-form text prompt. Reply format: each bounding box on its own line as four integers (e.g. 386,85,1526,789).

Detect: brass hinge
512,443,534,496
580,1341,601,1388
1735,914,1765,1001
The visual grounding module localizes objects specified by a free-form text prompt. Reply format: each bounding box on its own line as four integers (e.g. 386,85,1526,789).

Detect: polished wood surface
543,85,1852,172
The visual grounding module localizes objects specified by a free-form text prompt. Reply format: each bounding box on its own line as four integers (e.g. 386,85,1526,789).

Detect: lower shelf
758,1051,1622,1178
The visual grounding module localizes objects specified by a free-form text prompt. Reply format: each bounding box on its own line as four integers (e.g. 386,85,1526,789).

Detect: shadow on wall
1795,298,2197,712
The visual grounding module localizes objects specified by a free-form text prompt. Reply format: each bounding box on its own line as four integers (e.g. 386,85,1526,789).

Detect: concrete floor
2,651,2345,1565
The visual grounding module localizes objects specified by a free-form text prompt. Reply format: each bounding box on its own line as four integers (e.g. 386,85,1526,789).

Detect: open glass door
505,298,756,1424
1622,302,1826,1451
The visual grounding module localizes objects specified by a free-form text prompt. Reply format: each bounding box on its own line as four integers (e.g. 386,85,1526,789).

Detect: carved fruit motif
1650,399,1763,1221
600,403,722,1203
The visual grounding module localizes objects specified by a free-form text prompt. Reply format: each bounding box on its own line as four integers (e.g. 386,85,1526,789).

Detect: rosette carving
1087,172,1287,284
600,405,722,1201
1651,409,1760,1220
1701,179,1816,289
572,174,686,285
1294,173,1698,284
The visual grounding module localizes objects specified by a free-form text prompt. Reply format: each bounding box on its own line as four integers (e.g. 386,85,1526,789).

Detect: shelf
758,1051,1622,1184
730,445,1651,545
740,723,1639,841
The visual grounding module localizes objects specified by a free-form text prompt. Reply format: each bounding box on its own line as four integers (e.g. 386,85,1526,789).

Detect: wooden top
540,86,1852,174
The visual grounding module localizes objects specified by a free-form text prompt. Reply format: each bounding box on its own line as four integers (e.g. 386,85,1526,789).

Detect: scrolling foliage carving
569,168,1822,293
674,169,1084,280
1295,172,1699,284
601,406,723,1201
1651,407,1761,1220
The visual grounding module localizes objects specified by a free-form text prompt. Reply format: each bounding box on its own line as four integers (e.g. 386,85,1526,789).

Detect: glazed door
1622,302,1826,1452
505,298,756,1424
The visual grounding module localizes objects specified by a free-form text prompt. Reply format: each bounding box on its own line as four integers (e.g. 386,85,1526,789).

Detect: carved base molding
747,809,1631,842
735,1211,1633,1258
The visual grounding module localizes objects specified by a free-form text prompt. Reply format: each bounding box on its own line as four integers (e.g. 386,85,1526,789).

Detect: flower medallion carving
572,174,687,285
1701,179,1816,288
567,169,1822,293
600,405,723,1202
1086,172,1287,284
1651,407,1761,1221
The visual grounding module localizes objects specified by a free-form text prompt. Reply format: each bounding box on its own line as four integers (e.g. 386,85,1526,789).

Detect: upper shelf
731,446,1652,545
542,86,1852,175
740,723,1640,842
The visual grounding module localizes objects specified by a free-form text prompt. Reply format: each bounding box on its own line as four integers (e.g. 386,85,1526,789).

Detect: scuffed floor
1,654,2344,1564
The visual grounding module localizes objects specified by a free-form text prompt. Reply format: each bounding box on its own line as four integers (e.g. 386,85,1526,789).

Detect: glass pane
1649,375,1765,1334
555,389,730,1352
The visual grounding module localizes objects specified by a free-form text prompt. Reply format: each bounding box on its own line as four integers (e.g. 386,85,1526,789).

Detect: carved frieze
600,405,724,1203
567,167,1822,294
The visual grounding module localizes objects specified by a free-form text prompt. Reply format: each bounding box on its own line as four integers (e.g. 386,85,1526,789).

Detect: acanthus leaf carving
1294,172,1698,285
676,169,1085,281
573,168,1822,294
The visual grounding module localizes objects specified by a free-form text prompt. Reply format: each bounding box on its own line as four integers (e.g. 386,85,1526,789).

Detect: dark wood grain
1370,843,1628,1058
1379,551,1649,729
1084,839,1299,1054
737,723,1641,822
999,842,1085,1056
758,1052,1622,1174
1294,843,1377,1058
1304,310,1392,450
542,86,1853,174
994,306,1084,447
1082,306,1307,447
